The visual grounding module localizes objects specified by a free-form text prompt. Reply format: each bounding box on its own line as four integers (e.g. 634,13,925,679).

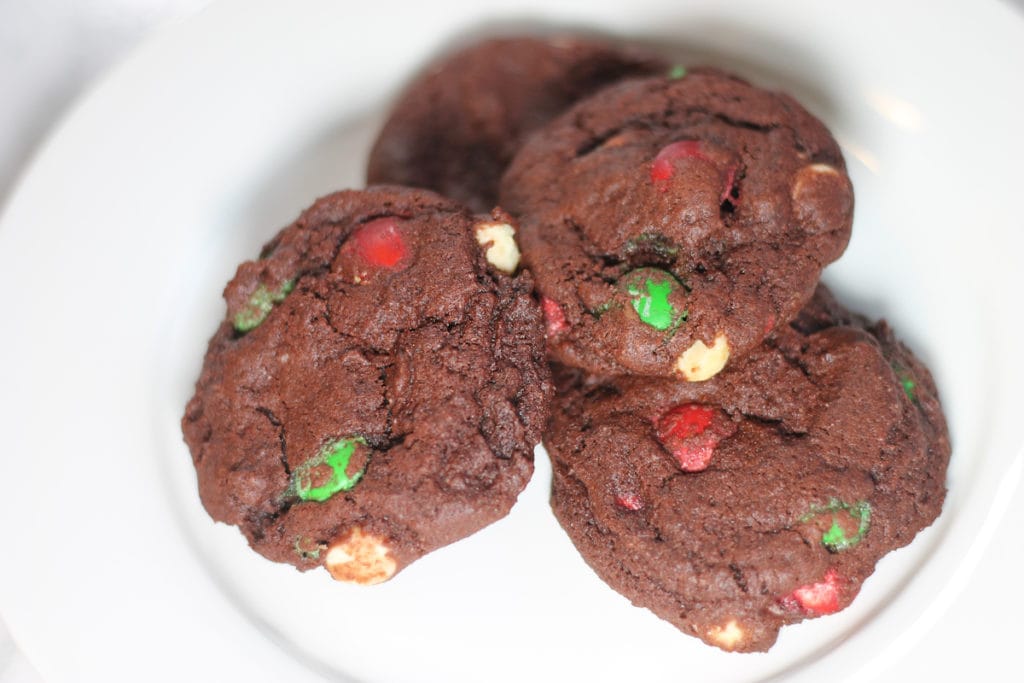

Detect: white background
1,1,1022,681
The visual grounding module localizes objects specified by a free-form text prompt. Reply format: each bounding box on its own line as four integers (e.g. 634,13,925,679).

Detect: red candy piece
614,492,645,511
541,296,569,337
721,166,739,205
780,568,845,616
337,217,411,282
650,140,707,184
653,403,735,471
661,403,714,436
650,140,740,205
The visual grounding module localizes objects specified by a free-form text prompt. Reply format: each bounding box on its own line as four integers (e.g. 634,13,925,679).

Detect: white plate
1,0,1023,681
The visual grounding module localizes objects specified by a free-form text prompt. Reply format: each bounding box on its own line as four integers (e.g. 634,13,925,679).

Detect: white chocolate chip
475,222,521,274
791,163,840,196
708,620,745,650
790,163,854,237
324,527,397,585
808,162,839,176
675,333,730,381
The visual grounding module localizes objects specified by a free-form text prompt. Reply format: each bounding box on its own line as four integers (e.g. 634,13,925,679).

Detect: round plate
1,0,1022,680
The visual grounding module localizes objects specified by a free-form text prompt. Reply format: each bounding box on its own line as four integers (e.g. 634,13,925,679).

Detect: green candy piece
622,268,687,331
633,279,674,329
667,64,687,80
233,279,295,332
802,499,872,552
290,436,368,503
890,361,918,402
293,536,325,560
900,376,916,402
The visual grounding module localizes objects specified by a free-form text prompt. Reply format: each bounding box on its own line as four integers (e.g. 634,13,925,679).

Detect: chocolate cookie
182,187,551,584
546,287,949,651
501,68,854,380
366,35,666,213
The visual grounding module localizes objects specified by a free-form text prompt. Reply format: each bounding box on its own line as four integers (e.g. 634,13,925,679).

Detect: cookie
501,68,854,379
366,35,667,213
182,186,551,583
546,287,949,651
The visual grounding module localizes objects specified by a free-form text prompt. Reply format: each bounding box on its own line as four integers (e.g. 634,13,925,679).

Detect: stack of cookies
182,33,950,653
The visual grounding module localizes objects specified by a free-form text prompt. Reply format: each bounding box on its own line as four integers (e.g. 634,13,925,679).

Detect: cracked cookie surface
182,186,551,582
367,35,666,213
545,286,949,651
500,69,854,378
